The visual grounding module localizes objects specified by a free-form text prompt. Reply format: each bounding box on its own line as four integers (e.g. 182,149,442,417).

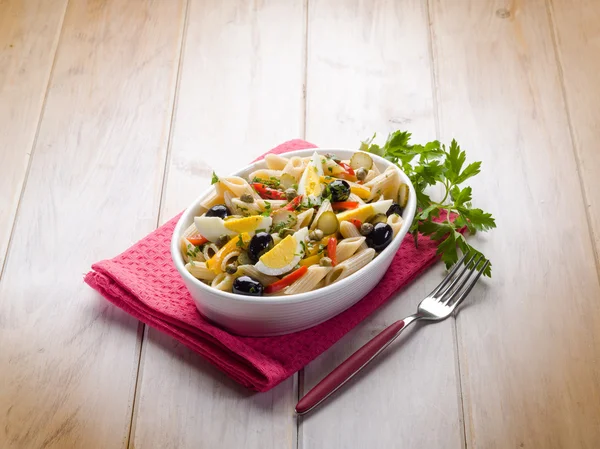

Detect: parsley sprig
362,130,496,276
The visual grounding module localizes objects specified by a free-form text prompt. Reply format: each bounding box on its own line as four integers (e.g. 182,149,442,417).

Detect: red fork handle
295,315,419,415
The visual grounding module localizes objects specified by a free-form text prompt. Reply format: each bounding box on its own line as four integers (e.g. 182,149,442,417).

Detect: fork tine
429,251,472,297
441,254,484,305
436,253,481,303
448,260,489,311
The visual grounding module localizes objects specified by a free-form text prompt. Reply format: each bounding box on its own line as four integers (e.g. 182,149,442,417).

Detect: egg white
194,216,272,243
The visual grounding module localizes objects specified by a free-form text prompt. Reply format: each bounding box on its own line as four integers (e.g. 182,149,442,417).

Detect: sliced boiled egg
255,227,308,276
297,151,324,206
335,200,393,223
194,215,272,242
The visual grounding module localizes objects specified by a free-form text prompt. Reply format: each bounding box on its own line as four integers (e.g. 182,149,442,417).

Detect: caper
309,229,324,241
360,222,374,236
278,228,295,238
215,234,230,247
320,256,333,267
240,193,254,203
356,167,368,181
225,263,238,275
285,188,297,201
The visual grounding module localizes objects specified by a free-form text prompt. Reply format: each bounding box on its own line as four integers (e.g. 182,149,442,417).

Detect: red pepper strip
264,266,308,294
327,237,338,266
336,161,355,176
252,183,287,200
283,195,303,211
332,201,359,211
348,218,362,229
187,234,208,246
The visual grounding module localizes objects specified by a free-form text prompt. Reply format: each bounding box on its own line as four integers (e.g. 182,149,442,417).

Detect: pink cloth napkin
85,139,444,392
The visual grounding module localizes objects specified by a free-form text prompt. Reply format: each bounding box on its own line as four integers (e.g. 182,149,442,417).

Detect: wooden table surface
1,0,599,448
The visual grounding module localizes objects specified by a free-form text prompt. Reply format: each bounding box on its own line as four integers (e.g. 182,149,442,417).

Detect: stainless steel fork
295,252,489,415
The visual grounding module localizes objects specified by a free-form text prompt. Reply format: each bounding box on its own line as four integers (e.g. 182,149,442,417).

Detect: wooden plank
0,1,186,448
548,0,600,263
301,1,464,448
429,0,600,447
130,1,306,448
0,0,67,272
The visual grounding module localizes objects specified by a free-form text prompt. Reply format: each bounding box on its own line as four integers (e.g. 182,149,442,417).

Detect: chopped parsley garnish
211,171,219,184
186,244,201,259
236,234,244,247
261,201,272,217
300,240,307,254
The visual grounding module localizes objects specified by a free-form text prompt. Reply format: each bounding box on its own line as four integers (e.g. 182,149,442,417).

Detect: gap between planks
545,0,600,281
297,1,310,448
0,0,70,281
424,0,467,447
125,0,191,446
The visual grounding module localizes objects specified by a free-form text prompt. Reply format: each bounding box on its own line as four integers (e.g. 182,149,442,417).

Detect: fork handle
295,314,420,415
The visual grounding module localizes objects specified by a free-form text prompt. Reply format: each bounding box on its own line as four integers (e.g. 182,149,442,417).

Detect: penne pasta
325,248,376,285
335,237,366,263
363,169,378,183
285,266,332,295
220,176,254,197
387,214,404,238
202,243,219,261
232,198,260,216
310,199,333,230
282,156,306,180
220,251,241,272
211,273,235,291
186,261,216,282
237,264,280,286
181,237,206,263
199,187,224,210
365,166,400,201
248,169,283,181
347,192,365,204
183,223,199,239
259,199,288,211
294,208,314,230
339,221,368,250
264,153,289,170
321,158,346,176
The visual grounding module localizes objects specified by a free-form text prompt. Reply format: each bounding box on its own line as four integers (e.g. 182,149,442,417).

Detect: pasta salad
180,151,409,296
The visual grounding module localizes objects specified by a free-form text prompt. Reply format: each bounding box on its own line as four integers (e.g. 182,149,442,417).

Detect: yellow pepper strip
320,176,370,200
299,253,322,267
206,232,251,274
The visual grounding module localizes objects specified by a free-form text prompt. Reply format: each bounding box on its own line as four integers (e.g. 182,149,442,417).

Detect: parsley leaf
236,234,244,247
211,171,219,184
261,201,272,217
363,130,496,276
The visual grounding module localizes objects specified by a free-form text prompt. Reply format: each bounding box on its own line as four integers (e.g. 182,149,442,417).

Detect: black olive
232,276,264,296
365,222,393,252
248,232,274,262
386,202,403,217
329,180,350,202
205,204,230,218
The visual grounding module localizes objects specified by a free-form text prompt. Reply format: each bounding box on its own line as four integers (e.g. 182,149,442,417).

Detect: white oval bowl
171,148,416,336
